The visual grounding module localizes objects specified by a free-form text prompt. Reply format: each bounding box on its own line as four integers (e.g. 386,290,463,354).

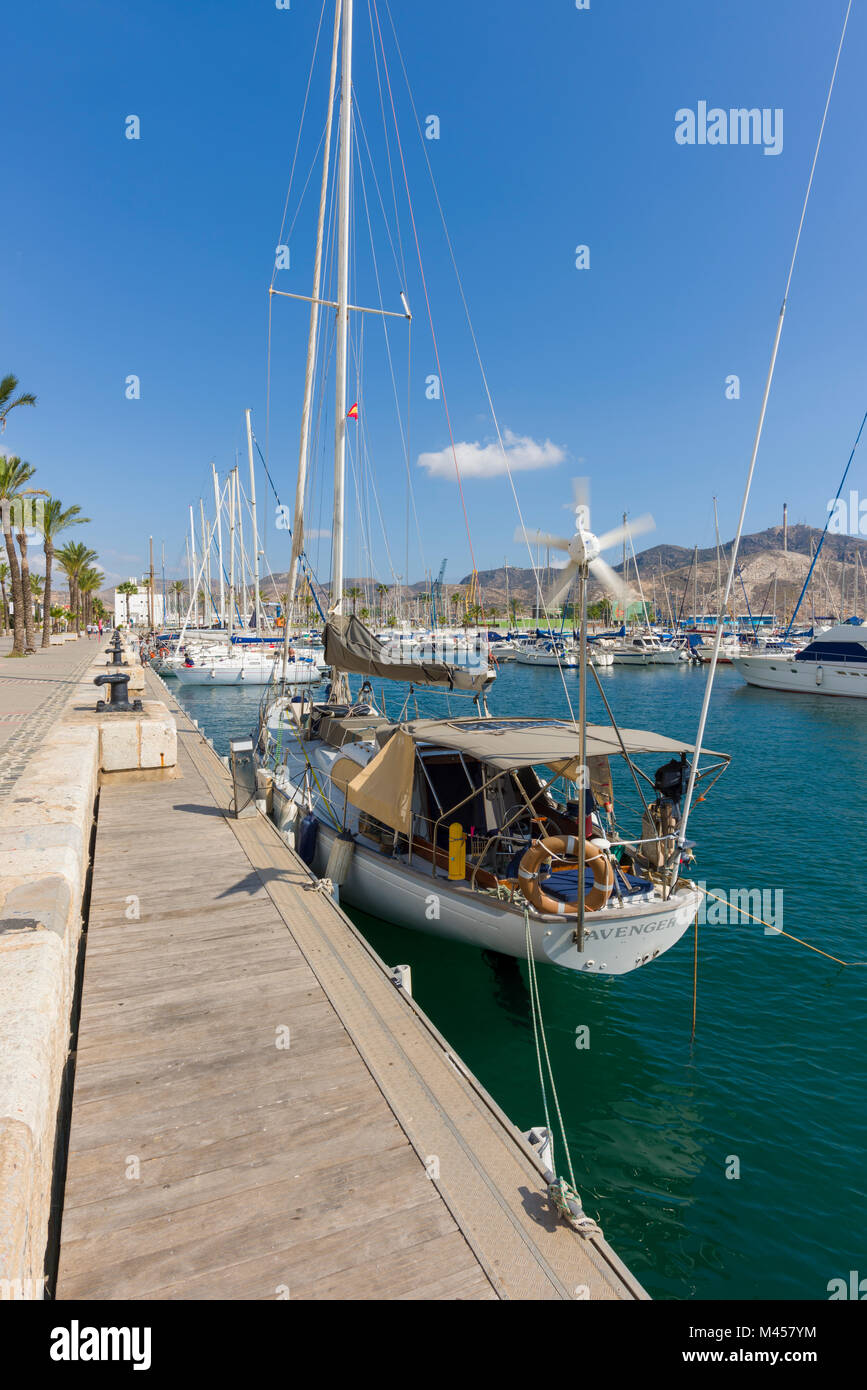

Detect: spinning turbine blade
571,476,590,509
589,555,635,604
594,513,656,552
547,560,579,608
515,526,572,551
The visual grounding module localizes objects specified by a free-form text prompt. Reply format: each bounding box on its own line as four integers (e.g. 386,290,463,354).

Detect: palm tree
376,582,389,625
117,580,137,627
58,540,98,634
344,585,363,616
171,579,185,623
0,561,8,635
49,605,66,633
30,573,44,624
39,499,88,648
0,374,37,433
78,568,103,628
0,454,36,654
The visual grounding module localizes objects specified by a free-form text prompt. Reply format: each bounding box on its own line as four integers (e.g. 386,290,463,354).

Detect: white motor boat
611,636,653,665
516,638,577,668
697,634,742,664
732,620,867,697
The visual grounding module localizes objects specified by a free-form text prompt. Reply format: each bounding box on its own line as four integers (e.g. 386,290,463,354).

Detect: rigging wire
379,0,576,715
783,404,867,637
370,0,486,627
679,0,853,849
266,0,330,479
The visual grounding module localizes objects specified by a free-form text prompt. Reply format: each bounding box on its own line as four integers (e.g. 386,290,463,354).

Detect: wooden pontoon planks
55,672,645,1301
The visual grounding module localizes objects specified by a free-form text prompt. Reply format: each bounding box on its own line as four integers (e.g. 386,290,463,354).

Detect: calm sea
172,660,867,1300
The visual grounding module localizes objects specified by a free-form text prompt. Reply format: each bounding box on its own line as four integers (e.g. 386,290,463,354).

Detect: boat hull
732,654,867,697
174,660,320,686
272,783,699,975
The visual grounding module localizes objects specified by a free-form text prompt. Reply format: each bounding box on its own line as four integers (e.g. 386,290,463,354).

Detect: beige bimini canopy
401,716,728,774
343,716,727,836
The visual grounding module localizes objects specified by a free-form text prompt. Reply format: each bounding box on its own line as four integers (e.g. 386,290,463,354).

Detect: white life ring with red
518,835,613,915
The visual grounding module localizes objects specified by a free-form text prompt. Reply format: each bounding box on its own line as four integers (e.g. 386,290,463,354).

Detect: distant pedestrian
98,619,103,638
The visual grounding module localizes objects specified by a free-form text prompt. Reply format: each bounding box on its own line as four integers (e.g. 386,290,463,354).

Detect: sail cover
324,614,490,693
345,728,415,835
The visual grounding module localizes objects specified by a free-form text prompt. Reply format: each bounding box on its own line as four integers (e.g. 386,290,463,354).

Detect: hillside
101,522,867,623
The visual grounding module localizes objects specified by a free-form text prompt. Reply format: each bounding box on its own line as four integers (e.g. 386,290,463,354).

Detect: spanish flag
347,402,359,420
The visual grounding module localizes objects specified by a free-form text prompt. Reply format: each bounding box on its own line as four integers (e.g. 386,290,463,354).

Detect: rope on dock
523,910,602,1237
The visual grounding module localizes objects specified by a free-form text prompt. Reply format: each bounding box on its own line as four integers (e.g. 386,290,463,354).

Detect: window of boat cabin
416,749,490,846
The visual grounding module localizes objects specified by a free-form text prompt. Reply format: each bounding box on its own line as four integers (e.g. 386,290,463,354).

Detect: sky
3,0,866,594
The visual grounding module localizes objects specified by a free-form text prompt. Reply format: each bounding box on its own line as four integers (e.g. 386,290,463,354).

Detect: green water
173,663,867,1300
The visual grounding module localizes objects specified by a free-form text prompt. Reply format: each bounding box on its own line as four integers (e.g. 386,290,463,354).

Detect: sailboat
256,0,729,976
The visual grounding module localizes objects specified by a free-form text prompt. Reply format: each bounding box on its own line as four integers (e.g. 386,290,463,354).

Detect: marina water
173,662,867,1300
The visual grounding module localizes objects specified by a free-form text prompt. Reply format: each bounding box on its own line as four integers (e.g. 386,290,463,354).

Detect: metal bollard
104,634,128,667
93,672,143,713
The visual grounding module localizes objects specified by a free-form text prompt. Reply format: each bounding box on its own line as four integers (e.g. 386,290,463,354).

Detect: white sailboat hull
515,651,577,667
272,782,699,976
174,659,321,686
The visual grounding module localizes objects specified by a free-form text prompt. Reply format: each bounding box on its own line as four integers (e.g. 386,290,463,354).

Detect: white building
114,579,166,628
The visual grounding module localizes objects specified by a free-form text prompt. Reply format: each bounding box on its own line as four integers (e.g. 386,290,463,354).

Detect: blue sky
3,0,865,592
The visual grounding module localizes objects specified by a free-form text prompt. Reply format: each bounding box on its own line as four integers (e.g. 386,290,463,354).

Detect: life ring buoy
518,835,613,916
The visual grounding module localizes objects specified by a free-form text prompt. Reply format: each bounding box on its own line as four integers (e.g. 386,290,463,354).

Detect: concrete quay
0,633,177,1299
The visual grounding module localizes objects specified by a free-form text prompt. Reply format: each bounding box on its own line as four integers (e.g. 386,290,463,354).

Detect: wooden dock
56,671,645,1301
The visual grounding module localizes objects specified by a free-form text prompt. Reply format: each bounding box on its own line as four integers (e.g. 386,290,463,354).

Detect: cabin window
417,752,488,846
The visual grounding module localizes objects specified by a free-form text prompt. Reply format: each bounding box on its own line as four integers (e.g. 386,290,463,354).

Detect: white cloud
417,429,565,480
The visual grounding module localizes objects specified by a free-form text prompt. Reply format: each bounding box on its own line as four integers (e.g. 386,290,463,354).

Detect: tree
117,580,137,627
58,541,99,634
345,585,362,615
78,568,104,628
0,561,9,635
30,573,44,624
0,454,36,654
0,374,37,433
39,499,88,648
171,579,185,623
376,582,389,625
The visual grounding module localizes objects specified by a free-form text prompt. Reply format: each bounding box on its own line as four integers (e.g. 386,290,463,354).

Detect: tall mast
286,0,342,634
148,535,155,629
189,506,198,626
330,0,353,616
228,468,236,647
713,496,722,612
212,463,225,626
245,409,262,634
199,498,210,627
